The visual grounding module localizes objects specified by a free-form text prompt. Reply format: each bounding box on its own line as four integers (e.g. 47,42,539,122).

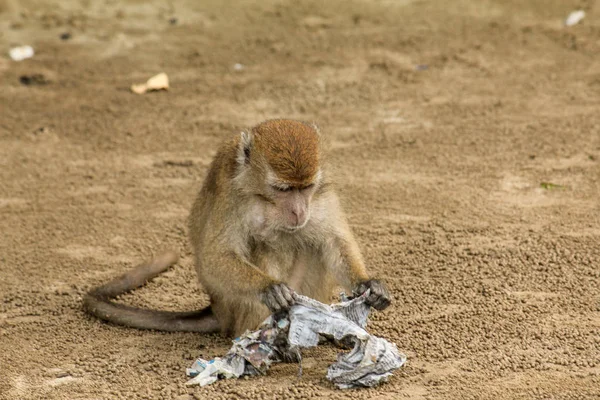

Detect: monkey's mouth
281,222,309,233
281,216,310,233
281,226,302,233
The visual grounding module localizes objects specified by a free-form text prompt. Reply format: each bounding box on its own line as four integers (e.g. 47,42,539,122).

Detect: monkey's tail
83,251,220,333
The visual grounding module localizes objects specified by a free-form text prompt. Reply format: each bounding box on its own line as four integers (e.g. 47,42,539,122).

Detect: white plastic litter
565,10,585,27
186,291,406,389
9,46,34,61
130,72,169,94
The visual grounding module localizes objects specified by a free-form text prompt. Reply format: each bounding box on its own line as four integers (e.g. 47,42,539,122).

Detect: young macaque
84,119,391,337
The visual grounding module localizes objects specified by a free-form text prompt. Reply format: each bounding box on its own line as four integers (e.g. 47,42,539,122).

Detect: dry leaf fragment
130,72,169,94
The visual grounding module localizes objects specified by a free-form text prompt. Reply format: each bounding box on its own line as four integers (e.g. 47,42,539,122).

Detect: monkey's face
268,184,316,231
235,119,323,233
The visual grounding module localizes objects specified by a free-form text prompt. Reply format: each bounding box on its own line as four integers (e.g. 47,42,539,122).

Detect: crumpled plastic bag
186,291,406,389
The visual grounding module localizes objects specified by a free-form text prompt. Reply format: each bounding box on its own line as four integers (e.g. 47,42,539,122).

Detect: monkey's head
235,119,322,232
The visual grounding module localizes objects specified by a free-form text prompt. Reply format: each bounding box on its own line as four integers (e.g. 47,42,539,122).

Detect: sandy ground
1,0,600,399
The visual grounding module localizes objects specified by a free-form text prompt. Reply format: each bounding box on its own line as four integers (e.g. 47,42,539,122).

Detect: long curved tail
83,251,220,333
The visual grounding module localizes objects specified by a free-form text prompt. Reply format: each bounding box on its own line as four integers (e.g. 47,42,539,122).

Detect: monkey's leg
210,295,270,337
297,266,337,305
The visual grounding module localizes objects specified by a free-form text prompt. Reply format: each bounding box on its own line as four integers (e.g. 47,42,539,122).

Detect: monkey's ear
237,130,254,166
308,121,321,136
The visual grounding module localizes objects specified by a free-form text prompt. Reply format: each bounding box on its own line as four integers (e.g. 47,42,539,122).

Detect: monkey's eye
272,185,292,192
302,184,315,190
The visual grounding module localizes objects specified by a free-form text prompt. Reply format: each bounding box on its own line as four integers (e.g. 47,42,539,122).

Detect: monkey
84,119,391,337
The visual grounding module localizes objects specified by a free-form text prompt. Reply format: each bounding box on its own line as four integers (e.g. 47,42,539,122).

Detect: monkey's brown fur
84,119,387,337
252,119,320,185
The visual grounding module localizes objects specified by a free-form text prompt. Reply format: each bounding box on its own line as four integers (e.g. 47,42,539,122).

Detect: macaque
84,119,391,337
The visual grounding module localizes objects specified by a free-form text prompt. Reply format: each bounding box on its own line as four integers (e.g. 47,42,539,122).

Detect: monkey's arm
200,251,295,312
333,225,392,310
201,250,273,293
337,232,370,286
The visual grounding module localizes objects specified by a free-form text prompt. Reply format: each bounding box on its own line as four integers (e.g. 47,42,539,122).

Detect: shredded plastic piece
130,73,169,94
186,292,406,389
9,46,34,61
565,10,585,27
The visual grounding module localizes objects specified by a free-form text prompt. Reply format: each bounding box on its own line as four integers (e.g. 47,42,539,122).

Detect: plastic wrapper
565,10,585,26
130,73,169,94
186,291,406,389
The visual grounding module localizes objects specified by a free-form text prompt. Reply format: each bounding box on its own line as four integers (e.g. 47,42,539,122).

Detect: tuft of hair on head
249,119,321,186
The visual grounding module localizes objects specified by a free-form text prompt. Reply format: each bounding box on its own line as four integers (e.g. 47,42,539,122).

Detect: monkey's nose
291,209,305,226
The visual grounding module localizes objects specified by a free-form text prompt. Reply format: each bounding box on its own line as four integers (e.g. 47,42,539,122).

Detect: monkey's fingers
263,283,296,313
354,282,369,297
279,284,295,306
367,284,392,310
369,295,391,310
354,279,392,310
272,284,291,310
263,291,281,312
366,291,379,305
275,283,297,309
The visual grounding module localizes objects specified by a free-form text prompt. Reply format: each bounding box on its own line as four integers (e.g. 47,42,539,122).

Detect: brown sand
1,0,599,399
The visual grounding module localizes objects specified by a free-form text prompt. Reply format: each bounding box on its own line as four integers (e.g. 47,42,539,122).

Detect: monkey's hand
353,279,392,310
261,283,295,313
